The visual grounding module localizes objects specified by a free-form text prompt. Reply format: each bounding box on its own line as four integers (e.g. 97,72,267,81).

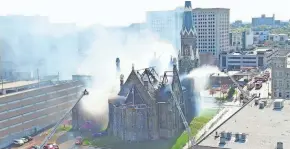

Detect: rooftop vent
235,133,240,141
219,137,226,145
221,131,226,138
259,102,265,109
241,133,247,142
277,142,283,149
226,132,232,140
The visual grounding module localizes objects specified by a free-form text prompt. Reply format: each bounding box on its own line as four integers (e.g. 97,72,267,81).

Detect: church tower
178,1,199,75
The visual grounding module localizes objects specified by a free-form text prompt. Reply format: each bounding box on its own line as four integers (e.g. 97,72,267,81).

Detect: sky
0,0,289,27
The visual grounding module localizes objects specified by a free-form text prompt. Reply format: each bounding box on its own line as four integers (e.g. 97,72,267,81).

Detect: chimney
120,74,124,88
116,57,120,72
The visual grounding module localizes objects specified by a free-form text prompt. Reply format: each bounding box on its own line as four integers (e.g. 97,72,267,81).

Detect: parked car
13,139,24,146
20,137,29,143
43,143,59,149
28,145,40,149
24,136,33,142
75,136,83,145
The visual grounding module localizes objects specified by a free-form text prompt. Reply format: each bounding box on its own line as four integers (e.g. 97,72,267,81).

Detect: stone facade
107,65,193,141
271,54,290,99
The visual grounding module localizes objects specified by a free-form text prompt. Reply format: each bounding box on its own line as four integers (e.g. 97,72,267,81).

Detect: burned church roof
118,67,160,103
115,64,183,105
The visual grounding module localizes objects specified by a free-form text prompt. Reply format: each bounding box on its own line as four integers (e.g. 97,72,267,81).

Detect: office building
146,7,184,50
192,8,230,63
229,29,254,51
252,14,275,27
271,50,290,99
146,6,230,64
253,30,270,44
220,48,274,70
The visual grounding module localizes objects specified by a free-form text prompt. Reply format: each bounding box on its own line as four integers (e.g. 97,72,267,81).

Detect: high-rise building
178,1,199,75
192,8,230,63
146,7,184,50
146,5,230,66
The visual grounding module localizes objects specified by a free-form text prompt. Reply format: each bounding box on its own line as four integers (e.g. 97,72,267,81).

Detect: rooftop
226,48,272,56
198,99,290,149
2,80,39,89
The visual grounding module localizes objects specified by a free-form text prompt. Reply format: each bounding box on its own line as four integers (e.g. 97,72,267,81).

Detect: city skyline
0,0,288,27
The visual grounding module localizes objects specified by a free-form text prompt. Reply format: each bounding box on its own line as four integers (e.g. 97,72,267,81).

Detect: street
10,131,51,149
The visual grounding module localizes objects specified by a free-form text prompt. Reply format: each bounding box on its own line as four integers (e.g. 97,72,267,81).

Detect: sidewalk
182,107,229,149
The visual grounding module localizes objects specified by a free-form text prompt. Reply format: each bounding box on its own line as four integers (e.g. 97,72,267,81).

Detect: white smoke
186,65,221,110
77,26,177,128
186,65,220,92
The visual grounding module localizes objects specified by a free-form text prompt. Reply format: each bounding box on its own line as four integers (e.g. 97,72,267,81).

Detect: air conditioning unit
235,133,240,141
277,142,283,149
226,132,232,140
221,131,226,138
219,137,226,145
241,133,246,142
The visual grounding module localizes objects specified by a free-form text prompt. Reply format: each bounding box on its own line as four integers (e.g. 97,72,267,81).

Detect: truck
254,76,266,82
263,72,270,80
247,82,255,90
255,81,262,90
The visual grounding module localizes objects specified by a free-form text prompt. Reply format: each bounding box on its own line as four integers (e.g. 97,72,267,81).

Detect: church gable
125,85,147,105
118,69,154,105
118,70,140,96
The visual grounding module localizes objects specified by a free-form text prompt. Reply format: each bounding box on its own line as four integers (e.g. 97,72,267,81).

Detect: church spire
178,1,199,75
181,1,195,36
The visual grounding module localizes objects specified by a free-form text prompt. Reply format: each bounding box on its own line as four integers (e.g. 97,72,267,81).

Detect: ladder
225,72,250,99
39,89,89,148
170,87,195,148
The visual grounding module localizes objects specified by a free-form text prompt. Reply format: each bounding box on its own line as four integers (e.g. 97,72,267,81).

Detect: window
279,92,282,97
274,80,277,88
279,80,283,87
279,72,283,77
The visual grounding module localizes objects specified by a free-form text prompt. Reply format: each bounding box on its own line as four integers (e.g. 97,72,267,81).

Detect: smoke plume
77,26,177,129
186,65,221,110
186,65,220,92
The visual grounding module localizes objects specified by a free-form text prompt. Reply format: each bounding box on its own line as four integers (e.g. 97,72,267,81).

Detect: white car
20,137,29,143
13,139,24,145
